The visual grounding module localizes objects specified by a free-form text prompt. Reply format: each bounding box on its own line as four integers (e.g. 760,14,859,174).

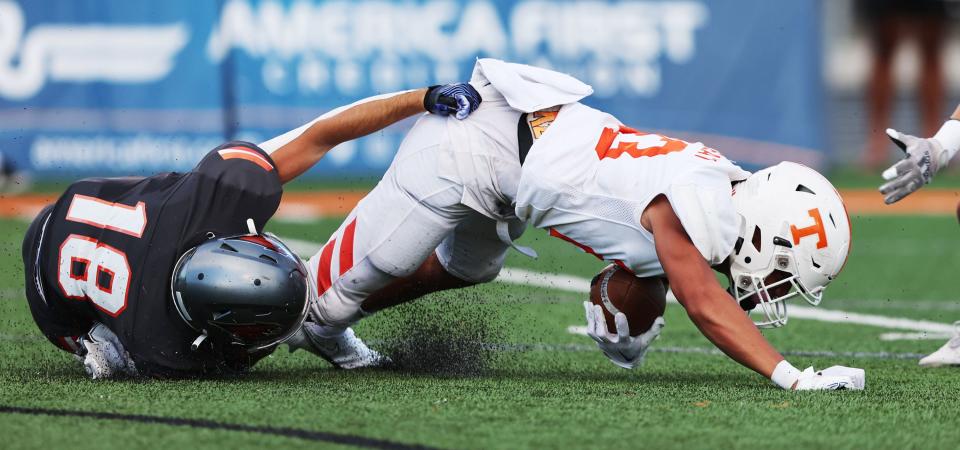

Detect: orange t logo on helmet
790,208,828,249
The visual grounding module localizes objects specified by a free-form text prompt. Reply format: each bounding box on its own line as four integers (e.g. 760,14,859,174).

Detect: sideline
0,188,956,220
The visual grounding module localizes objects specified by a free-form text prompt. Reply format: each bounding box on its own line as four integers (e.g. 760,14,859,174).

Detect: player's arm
645,196,862,390
880,103,960,204
270,84,481,183
645,196,783,376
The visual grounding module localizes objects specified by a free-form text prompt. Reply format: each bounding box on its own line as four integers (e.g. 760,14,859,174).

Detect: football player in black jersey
21,84,482,378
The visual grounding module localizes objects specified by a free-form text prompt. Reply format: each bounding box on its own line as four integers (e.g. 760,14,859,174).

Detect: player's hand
424,83,482,120
583,301,665,369
78,323,138,380
818,365,865,390
792,366,864,391
879,128,948,204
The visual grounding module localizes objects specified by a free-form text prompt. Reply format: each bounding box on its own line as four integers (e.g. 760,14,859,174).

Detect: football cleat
918,321,960,367
286,321,388,369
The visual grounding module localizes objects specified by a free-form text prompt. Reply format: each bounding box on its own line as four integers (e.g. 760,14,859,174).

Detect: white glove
794,367,862,391
77,323,138,380
772,360,865,391
879,128,948,204
583,301,665,369
818,365,865,390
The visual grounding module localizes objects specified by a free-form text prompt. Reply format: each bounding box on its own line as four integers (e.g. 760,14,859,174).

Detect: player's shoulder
191,140,281,194
197,141,276,173
662,165,748,266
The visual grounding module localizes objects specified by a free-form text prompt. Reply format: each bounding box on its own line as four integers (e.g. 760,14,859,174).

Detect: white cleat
285,322,388,369
919,321,960,368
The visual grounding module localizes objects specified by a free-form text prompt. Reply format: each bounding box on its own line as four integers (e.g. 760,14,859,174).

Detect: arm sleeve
191,141,283,233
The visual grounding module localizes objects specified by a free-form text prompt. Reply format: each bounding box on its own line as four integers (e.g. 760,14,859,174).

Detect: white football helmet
728,162,851,328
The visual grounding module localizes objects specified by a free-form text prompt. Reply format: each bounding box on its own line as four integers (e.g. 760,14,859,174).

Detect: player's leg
433,212,526,287
289,116,476,367
863,13,901,169
359,253,476,313
918,321,960,367
309,115,475,325
358,211,524,314
914,15,946,137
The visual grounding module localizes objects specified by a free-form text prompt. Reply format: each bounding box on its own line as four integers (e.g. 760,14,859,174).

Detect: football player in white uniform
297,59,863,390
880,103,960,367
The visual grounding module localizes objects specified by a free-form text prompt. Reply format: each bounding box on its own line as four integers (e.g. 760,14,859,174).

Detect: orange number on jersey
594,126,687,160
594,126,727,163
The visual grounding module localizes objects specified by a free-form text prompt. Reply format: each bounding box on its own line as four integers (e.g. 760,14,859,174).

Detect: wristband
933,119,960,163
771,360,801,390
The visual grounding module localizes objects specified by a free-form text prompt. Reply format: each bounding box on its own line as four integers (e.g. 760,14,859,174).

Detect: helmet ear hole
751,226,762,251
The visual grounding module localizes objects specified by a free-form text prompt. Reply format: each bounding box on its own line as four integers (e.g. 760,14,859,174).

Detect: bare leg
915,18,945,137
864,17,901,169
361,253,475,313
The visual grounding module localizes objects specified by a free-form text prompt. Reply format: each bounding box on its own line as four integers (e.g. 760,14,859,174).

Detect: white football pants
302,114,524,326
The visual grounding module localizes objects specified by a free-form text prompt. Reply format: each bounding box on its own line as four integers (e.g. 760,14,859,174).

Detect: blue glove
424,83,482,120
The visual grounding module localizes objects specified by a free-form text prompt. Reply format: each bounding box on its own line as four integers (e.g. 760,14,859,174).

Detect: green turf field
2,214,960,449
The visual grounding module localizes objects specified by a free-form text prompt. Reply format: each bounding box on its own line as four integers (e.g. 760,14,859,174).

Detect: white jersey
434,59,594,221
515,102,751,277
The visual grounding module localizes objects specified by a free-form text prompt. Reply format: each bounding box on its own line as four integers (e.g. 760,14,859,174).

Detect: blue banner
0,0,824,179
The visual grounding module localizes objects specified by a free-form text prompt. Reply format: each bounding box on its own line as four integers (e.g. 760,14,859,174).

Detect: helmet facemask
728,252,824,328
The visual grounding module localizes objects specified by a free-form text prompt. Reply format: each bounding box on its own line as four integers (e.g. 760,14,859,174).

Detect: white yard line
368,337,928,360
279,236,324,257
879,332,954,341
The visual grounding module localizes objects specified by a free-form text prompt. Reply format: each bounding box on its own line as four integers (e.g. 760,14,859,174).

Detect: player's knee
311,259,397,326
437,255,503,284
459,266,502,284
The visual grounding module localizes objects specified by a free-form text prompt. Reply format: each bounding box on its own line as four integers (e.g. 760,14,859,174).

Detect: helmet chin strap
191,331,209,352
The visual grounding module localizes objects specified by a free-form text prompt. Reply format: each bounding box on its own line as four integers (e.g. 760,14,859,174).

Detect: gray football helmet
171,234,311,350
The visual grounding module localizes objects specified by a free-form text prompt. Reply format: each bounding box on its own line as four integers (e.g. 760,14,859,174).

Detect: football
589,264,668,336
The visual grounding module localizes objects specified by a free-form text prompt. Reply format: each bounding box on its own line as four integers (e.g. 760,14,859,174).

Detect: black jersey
22,141,282,375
